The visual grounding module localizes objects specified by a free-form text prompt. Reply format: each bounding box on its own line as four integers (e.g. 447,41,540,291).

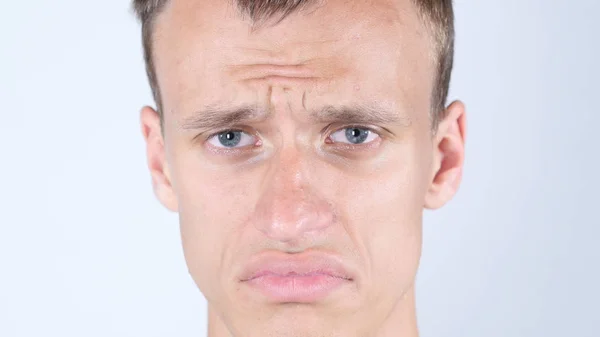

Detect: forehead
151,0,434,121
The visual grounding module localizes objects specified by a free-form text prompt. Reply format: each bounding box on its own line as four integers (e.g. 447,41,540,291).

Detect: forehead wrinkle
155,0,433,130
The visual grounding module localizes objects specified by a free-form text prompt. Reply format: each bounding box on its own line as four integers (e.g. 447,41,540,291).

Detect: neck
207,288,419,337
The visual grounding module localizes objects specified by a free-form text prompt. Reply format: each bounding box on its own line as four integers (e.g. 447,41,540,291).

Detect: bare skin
140,0,466,336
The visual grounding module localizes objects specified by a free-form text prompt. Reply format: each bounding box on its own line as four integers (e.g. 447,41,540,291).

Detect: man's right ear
140,106,179,212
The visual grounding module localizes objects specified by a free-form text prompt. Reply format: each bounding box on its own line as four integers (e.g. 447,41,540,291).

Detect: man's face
141,0,465,335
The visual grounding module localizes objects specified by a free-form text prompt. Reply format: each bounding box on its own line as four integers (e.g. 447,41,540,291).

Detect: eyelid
200,124,383,153
325,124,383,139
324,122,380,132
341,124,379,133
204,128,260,149
205,128,244,140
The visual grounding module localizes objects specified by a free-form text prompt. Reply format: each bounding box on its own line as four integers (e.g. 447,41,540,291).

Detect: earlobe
140,106,179,212
424,100,467,210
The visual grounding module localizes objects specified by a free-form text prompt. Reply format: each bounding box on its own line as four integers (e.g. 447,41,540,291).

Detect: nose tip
260,198,334,242
251,154,334,243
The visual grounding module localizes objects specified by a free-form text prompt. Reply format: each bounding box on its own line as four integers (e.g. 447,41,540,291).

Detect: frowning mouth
239,252,354,303
244,270,351,281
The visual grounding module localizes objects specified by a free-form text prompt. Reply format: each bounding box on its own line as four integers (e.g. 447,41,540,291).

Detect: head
136,0,466,336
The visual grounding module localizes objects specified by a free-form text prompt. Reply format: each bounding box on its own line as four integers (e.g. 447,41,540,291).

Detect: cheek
340,143,430,292
171,151,254,297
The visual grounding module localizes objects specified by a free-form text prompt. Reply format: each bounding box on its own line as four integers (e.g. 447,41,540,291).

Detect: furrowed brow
179,102,409,133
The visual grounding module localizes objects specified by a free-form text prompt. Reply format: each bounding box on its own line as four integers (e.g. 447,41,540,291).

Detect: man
135,0,466,336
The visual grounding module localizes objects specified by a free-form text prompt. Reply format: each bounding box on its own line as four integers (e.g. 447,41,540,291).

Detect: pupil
345,128,369,144
218,131,242,147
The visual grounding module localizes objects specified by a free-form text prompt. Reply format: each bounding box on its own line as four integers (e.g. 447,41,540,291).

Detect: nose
251,147,334,243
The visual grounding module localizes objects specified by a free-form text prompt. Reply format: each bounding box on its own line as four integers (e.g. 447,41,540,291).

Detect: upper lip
239,251,354,282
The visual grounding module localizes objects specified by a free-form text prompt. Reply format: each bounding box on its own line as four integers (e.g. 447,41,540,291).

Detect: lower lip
244,273,350,303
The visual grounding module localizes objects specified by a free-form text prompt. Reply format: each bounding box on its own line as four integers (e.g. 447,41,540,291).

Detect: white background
1,1,598,336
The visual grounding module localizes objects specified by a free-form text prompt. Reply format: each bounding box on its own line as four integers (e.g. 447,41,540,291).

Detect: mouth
239,252,354,303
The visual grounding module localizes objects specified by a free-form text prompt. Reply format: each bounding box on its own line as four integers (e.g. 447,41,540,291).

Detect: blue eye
207,130,256,148
330,127,379,144
206,126,379,150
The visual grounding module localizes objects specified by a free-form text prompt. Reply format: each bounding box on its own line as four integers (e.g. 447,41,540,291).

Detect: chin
224,298,367,337
246,310,347,337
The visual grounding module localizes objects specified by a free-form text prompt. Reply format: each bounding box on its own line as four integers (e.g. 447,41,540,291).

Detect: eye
206,130,257,149
328,127,379,145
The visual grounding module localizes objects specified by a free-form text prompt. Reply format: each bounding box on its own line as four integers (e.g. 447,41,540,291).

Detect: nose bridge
252,146,333,243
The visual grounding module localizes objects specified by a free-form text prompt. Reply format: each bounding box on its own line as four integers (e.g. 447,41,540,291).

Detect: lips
239,251,354,303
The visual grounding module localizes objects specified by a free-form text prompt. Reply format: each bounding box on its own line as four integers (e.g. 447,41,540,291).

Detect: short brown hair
132,0,454,127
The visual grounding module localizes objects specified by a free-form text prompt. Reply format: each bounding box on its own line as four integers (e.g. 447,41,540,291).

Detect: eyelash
204,125,381,151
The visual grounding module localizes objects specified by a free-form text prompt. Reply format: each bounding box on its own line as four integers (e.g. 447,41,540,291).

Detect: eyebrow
180,105,270,132
310,104,408,126
180,103,409,132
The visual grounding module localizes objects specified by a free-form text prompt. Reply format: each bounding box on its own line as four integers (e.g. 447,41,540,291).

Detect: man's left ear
424,100,467,209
